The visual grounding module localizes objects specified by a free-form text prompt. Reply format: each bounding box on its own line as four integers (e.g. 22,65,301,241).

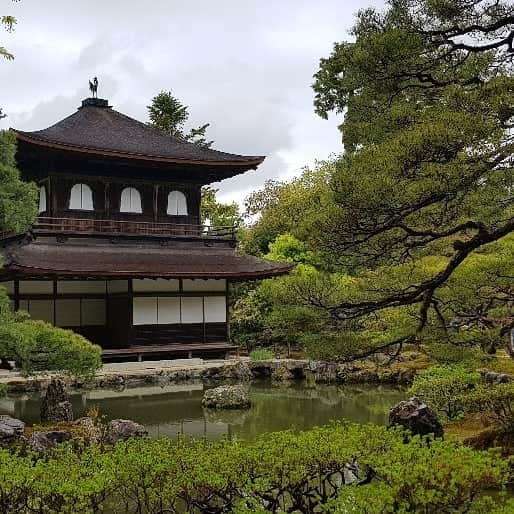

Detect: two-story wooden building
0,96,292,360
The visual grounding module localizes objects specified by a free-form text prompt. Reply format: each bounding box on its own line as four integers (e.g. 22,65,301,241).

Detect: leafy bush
0,319,102,377
409,365,480,422
249,348,275,361
426,343,492,366
0,422,508,513
0,384,5,398
461,382,514,432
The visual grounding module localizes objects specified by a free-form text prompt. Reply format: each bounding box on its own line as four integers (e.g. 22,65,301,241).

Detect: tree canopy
1,0,18,61
147,90,213,148
236,0,514,361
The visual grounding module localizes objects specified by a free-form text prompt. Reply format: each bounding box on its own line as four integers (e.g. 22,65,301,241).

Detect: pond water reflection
0,380,406,440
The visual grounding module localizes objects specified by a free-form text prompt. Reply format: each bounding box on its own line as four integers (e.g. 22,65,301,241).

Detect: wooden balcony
5,217,236,240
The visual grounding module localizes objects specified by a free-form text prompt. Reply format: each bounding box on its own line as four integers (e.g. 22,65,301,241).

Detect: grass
249,348,275,361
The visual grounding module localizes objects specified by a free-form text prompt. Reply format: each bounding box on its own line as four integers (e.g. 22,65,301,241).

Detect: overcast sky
0,0,384,206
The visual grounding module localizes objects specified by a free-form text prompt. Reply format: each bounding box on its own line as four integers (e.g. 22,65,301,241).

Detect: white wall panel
204,297,226,322
81,299,106,326
39,186,47,213
181,297,203,324
167,191,188,215
28,300,54,324
182,279,226,292
133,297,157,325
133,279,179,292
19,281,53,294
120,187,142,213
56,299,81,327
58,281,106,294
107,280,129,293
70,183,93,210
157,297,181,324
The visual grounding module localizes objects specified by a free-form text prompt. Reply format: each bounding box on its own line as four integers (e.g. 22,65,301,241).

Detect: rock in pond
104,419,147,444
27,430,72,452
41,378,73,423
0,415,25,443
388,397,443,438
202,385,251,410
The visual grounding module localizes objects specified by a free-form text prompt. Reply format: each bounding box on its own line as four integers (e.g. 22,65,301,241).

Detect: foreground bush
0,319,102,376
409,365,480,422
0,422,509,513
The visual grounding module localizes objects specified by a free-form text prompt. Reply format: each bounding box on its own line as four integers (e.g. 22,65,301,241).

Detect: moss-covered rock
202,385,251,410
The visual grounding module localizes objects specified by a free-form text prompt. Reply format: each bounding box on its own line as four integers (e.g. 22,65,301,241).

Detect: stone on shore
0,415,25,443
271,364,295,381
388,397,443,438
202,385,251,409
41,378,73,423
27,430,72,452
104,419,147,444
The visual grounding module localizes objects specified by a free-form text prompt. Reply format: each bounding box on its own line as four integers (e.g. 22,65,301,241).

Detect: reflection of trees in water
2,381,406,441
203,408,249,426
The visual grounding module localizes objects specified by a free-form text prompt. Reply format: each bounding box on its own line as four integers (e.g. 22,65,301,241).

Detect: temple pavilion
0,95,292,360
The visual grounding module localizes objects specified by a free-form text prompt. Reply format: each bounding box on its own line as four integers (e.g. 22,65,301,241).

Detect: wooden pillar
226,280,231,343
104,182,110,218
153,185,159,221
128,279,134,347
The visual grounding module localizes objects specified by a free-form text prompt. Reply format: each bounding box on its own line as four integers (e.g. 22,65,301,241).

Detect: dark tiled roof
0,236,293,280
14,98,265,167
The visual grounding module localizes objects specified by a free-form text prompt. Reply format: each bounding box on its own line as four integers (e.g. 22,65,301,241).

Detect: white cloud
1,0,385,207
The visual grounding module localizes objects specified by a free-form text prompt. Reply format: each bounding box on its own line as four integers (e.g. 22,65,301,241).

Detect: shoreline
0,355,427,393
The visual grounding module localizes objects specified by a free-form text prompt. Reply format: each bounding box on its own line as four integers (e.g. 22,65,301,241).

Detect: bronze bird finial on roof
89,77,98,98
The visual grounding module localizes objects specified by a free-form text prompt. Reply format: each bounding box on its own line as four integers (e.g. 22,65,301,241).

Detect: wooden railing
22,217,237,240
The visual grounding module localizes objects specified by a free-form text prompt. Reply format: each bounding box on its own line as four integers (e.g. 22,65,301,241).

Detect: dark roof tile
1,237,293,280
14,99,265,167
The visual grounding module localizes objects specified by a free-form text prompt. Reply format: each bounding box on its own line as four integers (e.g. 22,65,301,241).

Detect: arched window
69,183,93,210
38,185,47,213
167,191,188,215
120,187,142,213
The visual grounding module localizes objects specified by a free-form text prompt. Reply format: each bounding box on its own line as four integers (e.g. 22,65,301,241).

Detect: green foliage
201,185,242,228
461,382,514,433
265,233,319,266
0,319,102,377
0,422,508,513
0,383,5,398
1,0,19,61
426,343,493,366
0,288,101,377
409,365,481,422
249,348,274,361
242,161,335,257
231,288,270,347
0,130,38,234
147,90,213,148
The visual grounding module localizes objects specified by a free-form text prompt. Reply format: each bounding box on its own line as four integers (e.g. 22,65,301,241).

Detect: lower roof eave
1,264,294,282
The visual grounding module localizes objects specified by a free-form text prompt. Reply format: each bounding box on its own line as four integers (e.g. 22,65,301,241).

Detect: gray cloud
1,0,385,204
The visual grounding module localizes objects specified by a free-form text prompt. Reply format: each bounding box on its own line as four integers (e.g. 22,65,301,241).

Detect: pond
0,380,406,440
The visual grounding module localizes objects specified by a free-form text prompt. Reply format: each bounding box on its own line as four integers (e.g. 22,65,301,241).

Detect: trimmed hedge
0,422,509,513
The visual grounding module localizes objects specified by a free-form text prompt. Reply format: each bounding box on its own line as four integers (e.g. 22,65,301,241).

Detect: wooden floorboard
102,342,237,357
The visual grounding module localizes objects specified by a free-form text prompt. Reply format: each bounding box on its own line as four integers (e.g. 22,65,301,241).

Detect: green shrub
0,422,508,513
249,348,274,361
0,384,5,398
409,365,480,422
426,343,492,366
461,382,514,432
0,319,102,377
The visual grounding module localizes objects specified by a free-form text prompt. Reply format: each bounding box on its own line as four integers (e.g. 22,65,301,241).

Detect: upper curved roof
14,98,265,167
